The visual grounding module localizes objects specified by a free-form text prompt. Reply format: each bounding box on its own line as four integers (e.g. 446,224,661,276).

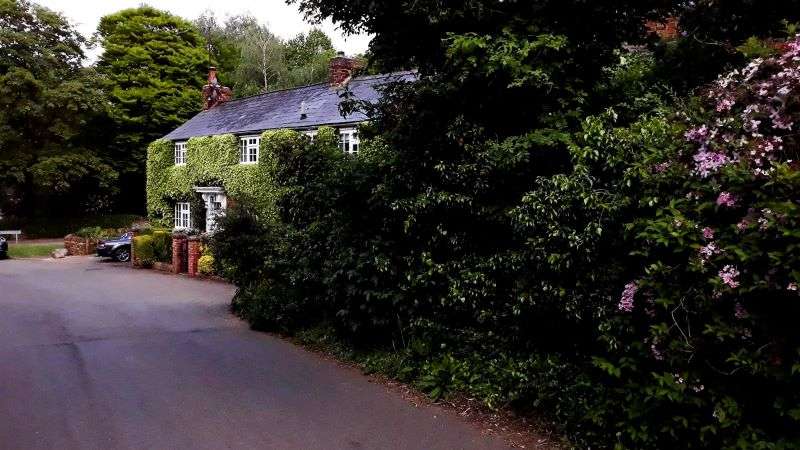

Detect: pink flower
736,218,750,231
685,125,710,143
653,162,670,173
650,344,664,361
788,282,798,291
734,303,749,319
716,192,738,207
618,282,638,312
702,227,715,239
699,242,721,262
693,150,731,177
719,265,741,289
716,98,735,112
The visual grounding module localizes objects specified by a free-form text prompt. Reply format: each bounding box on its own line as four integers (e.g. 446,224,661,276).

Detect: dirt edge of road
273,332,567,450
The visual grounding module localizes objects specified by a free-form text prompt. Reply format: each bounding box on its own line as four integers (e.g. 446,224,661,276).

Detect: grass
7,243,63,259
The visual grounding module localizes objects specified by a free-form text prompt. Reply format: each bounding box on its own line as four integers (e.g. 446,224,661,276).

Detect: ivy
146,127,337,227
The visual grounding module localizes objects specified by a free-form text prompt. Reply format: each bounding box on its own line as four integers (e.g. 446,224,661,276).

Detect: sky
36,0,372,64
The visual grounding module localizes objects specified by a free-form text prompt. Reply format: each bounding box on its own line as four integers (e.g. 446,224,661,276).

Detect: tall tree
0,0,117,217
96,6,207,210
284,28,336,86
235,23,286,96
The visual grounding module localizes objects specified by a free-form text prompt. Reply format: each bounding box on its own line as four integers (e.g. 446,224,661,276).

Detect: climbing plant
145,126,338,227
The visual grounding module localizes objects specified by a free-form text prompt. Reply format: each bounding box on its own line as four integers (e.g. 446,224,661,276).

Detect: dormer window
338,128,359,155
239,136,259,164
174,142,187,165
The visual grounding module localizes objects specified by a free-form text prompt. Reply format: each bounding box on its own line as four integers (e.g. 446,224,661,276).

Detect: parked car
96,232,131,262
0,237,7,259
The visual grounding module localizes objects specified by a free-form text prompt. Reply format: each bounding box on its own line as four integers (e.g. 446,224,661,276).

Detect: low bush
197,254,214,275
132,235,154,266
74,226,104,238
150,230,172,263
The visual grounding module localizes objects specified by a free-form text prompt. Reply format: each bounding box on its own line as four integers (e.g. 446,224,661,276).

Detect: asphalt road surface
0,257,510,450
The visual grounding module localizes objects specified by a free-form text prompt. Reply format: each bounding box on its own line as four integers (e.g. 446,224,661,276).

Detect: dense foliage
204,0,800,447
195,12,338,97
95,6,208,210
0,0,117,219
597,42,800,447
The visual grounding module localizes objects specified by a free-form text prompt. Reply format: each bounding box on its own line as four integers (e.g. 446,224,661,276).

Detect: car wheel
113,247,131,262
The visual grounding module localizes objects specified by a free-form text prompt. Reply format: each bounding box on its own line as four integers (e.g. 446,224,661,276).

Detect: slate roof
163,71,416,141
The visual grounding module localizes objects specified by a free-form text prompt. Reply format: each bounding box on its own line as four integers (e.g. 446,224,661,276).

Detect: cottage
149,53,415,232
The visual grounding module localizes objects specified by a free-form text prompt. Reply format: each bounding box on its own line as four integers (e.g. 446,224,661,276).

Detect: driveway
0,257,510,450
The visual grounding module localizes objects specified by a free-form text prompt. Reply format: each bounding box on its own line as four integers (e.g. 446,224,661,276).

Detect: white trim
193,186,225,194
174,202,191,229
174,141,187,165
239,135,260,164
338,127,359,154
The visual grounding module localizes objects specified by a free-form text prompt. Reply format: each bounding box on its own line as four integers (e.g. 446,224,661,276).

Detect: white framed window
303,129,318,142
338,128,359,154
174,142,187,165
239,136,259,164
174,202,191,229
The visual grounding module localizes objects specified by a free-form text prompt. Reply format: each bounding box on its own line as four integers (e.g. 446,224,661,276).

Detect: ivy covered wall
145,126,338,227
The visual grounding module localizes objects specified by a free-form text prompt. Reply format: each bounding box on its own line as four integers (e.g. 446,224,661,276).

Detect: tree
236,23,286,95
95,6,207,210
195,11,257,86
194,13,339,97
284,28,335,86
0,0,117,217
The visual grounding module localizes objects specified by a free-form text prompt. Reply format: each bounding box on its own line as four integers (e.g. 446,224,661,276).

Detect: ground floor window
174,202,191,229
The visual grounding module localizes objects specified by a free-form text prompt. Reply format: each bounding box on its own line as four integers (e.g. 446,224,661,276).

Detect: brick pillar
130,229,140,266
172,233,187,273
187,237,201,277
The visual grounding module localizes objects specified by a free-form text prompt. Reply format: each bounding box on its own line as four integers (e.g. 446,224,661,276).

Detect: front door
205,193,226,232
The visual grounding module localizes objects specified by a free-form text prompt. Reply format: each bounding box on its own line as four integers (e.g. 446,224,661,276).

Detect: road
0,257,510,450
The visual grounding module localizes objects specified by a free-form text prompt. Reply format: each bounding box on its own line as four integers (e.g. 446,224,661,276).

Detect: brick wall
172,233,188,273
64,235,98,256
187,237,201,277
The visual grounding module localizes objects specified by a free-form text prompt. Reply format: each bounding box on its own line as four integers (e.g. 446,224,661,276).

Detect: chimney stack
202,66,232,110
329,52,361,88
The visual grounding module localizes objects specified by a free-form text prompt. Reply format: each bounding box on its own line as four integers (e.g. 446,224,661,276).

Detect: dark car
96,232,131,262
0,237,7,259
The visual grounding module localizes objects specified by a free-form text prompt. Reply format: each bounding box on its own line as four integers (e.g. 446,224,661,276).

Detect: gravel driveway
0,257,510,450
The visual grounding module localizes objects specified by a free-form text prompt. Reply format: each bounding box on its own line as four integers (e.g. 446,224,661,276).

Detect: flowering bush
602,37,800,448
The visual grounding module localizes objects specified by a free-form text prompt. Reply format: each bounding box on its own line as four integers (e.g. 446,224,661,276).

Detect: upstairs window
174,202,191,229
303,129,318,142
338,128,359,155
174,142,187,165
239,136,259,163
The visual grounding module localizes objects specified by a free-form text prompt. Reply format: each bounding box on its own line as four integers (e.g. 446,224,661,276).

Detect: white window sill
239,161,258,165
174,163,186,166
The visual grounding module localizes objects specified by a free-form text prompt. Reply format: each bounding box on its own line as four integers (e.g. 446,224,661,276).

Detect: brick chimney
202,66,232,110
329,52,361,88
646,17,679,41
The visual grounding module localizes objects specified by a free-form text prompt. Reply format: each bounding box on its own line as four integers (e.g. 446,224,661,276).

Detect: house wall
145,126,338,228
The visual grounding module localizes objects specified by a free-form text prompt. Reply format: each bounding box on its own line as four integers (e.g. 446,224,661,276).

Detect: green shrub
74,226,104,238
197,254,214,275
0,214,141,239
150,230,172,263
132,235,155,266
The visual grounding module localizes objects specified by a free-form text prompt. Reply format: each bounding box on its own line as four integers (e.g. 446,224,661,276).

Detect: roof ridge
214,70,417,107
